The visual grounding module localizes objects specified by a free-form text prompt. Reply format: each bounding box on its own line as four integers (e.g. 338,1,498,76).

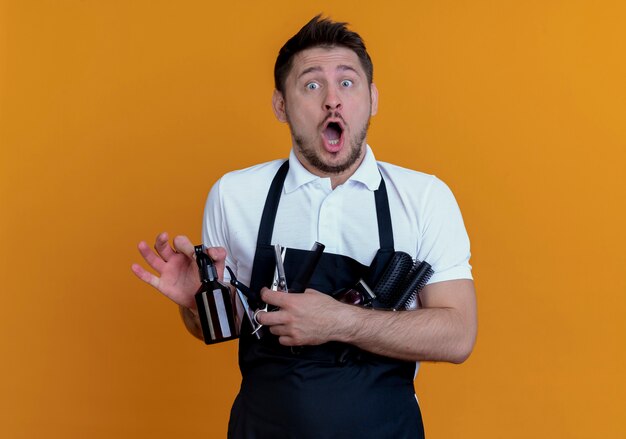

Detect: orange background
1,1,625,438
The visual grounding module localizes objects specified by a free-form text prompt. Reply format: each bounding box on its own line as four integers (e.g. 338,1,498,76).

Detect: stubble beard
287,113,370,176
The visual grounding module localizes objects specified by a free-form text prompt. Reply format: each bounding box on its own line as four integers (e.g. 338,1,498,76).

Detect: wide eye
341,79,353,87
306,82,320,90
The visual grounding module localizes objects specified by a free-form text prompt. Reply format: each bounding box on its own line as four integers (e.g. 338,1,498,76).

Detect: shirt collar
349,145,382,191
284,145,381,193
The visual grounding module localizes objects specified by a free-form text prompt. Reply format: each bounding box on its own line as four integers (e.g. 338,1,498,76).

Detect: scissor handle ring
253,308,267,326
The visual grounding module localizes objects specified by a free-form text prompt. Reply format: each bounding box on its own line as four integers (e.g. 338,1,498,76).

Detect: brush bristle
373,252,414,307
392,261,434,310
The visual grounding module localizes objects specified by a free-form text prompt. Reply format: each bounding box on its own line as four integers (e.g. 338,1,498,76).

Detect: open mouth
323,121,344,149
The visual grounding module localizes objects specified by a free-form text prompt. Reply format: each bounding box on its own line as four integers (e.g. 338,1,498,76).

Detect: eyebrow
297,64,361,79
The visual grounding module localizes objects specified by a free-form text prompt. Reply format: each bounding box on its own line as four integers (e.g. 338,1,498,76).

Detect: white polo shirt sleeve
417,176,473,284
202,177,237,280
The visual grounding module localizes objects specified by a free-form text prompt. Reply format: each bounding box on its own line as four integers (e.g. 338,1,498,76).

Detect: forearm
179,305,204,341
258,279,477,362
333,305,476,363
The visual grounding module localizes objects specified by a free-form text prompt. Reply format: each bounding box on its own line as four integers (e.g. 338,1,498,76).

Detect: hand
255,288,351,346
131,232,228,310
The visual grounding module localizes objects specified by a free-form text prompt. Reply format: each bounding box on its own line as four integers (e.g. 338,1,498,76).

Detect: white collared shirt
203,145,472,289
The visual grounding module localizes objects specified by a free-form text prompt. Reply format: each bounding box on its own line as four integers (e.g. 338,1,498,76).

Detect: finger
267,324,286,336
206,246,227,263
255,308,287,326
131,263,161,289
137,241,165,272
267,324,295,338
207,246,228,278
260,288,289,308
172,235,195,258
278,336,296,346
154,232,176,261
257,309,293,327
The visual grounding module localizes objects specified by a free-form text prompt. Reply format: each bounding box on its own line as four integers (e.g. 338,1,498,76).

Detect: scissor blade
235,288,262,339
273,244,288,292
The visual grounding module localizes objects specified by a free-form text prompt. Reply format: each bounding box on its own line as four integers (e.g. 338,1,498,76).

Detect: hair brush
392,260,434,310
372,251,414,308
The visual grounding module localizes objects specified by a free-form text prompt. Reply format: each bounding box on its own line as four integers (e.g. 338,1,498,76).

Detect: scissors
252,244,287,333
271,244,288,293
226,266,262,339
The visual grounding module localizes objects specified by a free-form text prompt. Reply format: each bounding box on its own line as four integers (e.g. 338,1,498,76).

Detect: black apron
228,161,425,439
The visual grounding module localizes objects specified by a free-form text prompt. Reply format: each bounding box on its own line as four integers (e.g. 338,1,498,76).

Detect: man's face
273,46,378,180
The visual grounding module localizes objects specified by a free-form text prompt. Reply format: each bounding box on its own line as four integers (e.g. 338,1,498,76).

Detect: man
133,15,476,438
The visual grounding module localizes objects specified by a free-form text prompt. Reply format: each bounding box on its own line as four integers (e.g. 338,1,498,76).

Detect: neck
294,145,367,190
305,153,365,189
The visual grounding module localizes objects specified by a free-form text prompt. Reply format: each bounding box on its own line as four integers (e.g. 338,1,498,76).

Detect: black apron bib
228,161,425,439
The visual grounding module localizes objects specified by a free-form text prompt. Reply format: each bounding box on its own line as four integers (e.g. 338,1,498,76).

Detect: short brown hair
274,15,374,93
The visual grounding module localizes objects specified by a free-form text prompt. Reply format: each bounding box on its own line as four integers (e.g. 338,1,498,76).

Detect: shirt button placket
318,185,341,254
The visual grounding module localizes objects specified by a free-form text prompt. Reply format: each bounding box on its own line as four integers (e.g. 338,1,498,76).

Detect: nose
324,86,342,111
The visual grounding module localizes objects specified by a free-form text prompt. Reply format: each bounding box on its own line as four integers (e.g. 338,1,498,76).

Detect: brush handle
289,242,325,293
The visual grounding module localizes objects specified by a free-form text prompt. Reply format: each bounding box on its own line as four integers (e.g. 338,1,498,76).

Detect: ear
272,90,287,123
370,83,379,116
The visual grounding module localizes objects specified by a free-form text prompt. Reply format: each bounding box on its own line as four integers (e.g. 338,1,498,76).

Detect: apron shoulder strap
374,175,394,249
256,160,289,247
